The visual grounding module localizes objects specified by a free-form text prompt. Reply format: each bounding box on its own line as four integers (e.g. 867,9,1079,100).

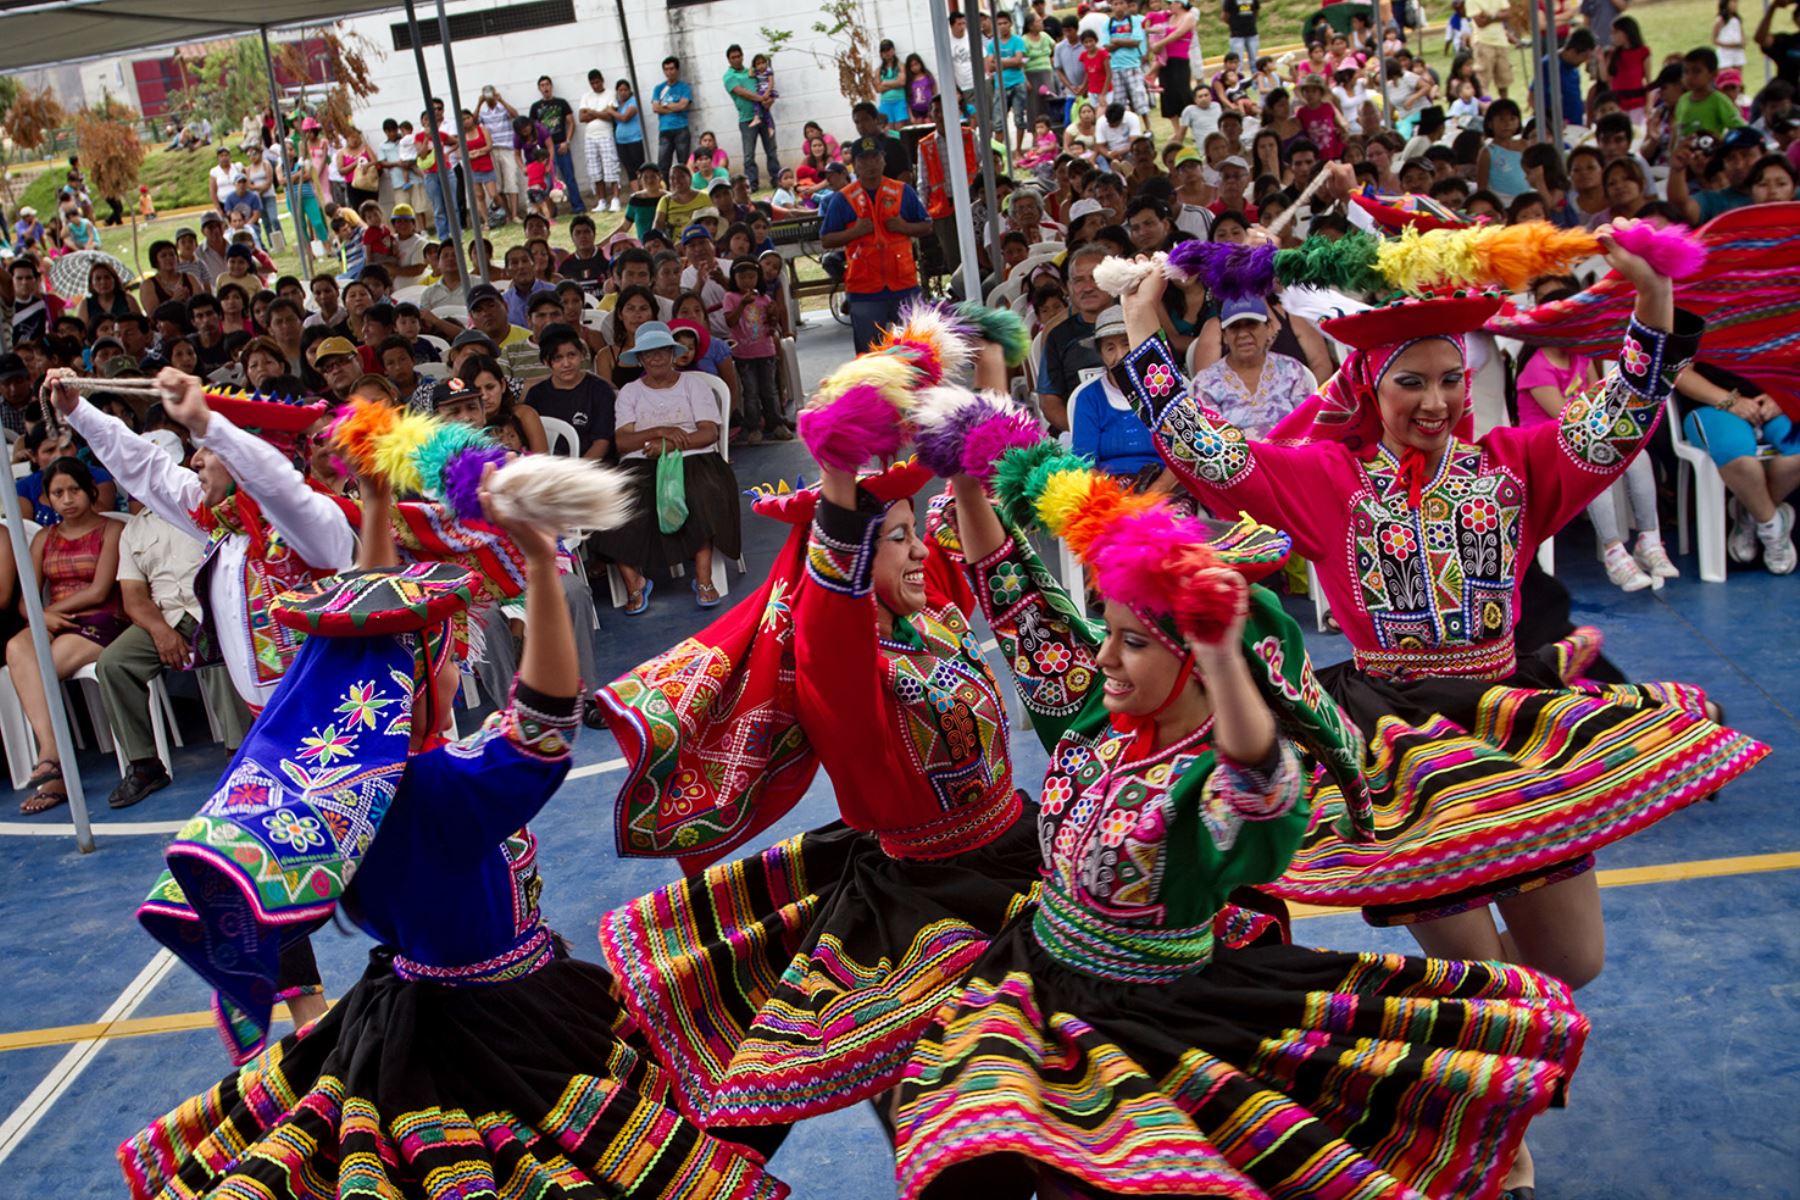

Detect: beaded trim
876,783,1022,860
503,685,580,761
806,502,879,597
1353,633,1517,683
392,923,555,986
1033,881,1217,984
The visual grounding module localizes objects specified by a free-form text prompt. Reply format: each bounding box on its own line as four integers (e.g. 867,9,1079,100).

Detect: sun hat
1068,197,1106,223
619,320,693,366
1086,304,1127,342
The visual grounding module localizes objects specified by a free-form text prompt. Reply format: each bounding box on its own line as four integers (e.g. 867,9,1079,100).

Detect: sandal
25,759,60,789
624,578,654,616
694,579,722,609
21,785,67,815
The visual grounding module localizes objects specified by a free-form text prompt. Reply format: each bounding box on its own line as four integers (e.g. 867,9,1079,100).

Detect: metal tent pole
402,0,472,297
963,9,1004,290
930,12,982,295
260,27,312,278
988,0,1012,171
4,492,92,852
1543,0,1564,145
433,0,489,284
1527,0,1547,143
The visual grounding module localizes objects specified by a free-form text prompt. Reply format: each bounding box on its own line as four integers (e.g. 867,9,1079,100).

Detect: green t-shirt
724,66,758,124
1674,88,1745,138
1023,31,1055,73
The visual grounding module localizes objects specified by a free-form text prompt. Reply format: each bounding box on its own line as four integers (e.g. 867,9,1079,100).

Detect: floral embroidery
1033,642,1072,673
1378,524,1417,557
263,808,326,851
333,682,394,732
1098,808,1136,847
1042,775,1073,815
1461,496,1500,534
759,579,793,633
1620,335,1647,374
1143,362,1177,397
988,561,1026,607
296,723,355,766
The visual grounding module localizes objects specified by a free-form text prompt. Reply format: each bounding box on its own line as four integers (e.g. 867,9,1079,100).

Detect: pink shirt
721,290,777,359
1513,351,1594,431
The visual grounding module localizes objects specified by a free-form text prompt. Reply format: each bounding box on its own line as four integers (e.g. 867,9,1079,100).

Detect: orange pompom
328,398,399,477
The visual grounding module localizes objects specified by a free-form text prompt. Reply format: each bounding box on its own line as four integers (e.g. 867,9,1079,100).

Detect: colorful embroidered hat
205,384,330,436
274,561,480,636
1349,189,1471,234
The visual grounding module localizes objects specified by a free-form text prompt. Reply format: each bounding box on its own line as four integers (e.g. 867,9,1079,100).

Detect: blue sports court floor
1,321,1796,1197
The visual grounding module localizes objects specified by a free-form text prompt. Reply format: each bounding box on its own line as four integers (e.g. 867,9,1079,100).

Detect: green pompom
1275,232,1385,295
993,441,1071,529
414,421,498,499
954,301,1032,367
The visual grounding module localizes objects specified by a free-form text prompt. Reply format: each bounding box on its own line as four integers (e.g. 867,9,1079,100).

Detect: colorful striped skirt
895,919,1589,1200
597,813,1044,1128
1269,632,1769,924
118,947,787,1200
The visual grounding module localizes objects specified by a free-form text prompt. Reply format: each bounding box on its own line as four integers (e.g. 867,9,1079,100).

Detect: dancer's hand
41,367,79,418
478,463,558,563
1120,254,1169,347
155,368,212,437
1183,567,1250,658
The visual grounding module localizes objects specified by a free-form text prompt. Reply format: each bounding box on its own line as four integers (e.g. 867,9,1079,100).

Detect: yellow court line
5,849,1799,1055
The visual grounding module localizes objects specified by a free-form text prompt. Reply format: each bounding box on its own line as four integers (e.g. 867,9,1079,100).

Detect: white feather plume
1092,252,1168,298
891,300,976,384
486,455,635,535
907,384,984,434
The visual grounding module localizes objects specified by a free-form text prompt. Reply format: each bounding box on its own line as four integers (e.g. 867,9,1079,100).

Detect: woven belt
1033,882,1216,984
1353,633,1517,683
877,784,1022,861
392,924,555,987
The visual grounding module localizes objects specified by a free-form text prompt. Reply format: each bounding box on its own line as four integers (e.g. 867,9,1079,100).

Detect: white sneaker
1760,503,1796,575
1633,534,1680,580
609,197,621,212
1603,543,1656,592
1728,499,1760,564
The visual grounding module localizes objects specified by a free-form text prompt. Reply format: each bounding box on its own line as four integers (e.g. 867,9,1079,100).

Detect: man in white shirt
96,506,252,809
950,10,977,105
579,70,622,213
197,211,232,281
1096,102,1144,156
207,147,242,213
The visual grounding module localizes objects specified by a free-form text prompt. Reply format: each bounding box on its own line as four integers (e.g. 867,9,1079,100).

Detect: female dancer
117,406,785,1200
887,423,1588,1200
1105,226,1767,1187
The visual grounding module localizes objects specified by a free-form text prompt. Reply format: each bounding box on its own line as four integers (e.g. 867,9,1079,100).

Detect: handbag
655,441,689,534
352,159,380,191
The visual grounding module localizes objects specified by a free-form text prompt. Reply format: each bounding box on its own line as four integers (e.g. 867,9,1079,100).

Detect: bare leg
286,992,329,1029
1765,455,1800,507
1720,457,1778,522
692,543,717,602
8,630,106,807
1494,869,1605,991
618,563,647,607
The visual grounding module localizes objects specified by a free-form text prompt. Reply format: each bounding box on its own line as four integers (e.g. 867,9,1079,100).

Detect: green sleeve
968,527,1111,751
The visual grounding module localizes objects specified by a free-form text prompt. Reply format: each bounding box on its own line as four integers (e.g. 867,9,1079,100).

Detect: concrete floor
2,316,1796,1197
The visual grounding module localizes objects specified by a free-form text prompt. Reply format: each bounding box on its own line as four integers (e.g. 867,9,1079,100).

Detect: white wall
336,0,946,180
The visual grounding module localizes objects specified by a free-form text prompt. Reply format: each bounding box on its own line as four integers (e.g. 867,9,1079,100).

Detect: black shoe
582,695,606,731
1501,1188,1538,1200
109,763,171,810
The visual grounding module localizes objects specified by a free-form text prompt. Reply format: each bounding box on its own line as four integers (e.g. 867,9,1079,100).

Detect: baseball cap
824,160,849,177
1218,155,1250,172
175,227,197,241
101,356,145,379
1173,148,1202,166
200,210,225,226
1087,304,1127,342
1718,67,1744,88
1067,198,1106,224
466,282,505,308
312,336,359,363
430,377,480,409
1720,126,1764,152
0,352,26,381
850,134,888,159
681,223,715,244
390,203,417,220
450,328,498,352
1220,295,1269,328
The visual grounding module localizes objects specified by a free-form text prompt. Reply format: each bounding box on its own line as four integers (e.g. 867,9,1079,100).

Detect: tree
4,85,65,156
193,37,273,132
75,101,146,265
759,0,881,107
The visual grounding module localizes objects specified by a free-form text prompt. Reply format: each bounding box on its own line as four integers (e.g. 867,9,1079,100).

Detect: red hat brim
208,390,330,435
1321,294,1505,351
753,460,936,525
1350,192,1471,234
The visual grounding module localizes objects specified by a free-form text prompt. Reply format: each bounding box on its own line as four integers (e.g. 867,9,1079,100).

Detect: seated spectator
671,293,741,401
1191,296,1318,439
17,424,117,524
377,335,434,411
1675,360,1800,574
553,281,609,363
722,257,788,443
1069,305,1162,480
524,324,615,458
9,456,126,813
465,353,549,454
602,284,662,387
1586,158,1653,228
587,322,741,614
465,282,541,383
80,261,141,325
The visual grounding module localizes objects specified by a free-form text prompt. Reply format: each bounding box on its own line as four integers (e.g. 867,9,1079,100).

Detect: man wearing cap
1209,154,1255,218
197,211,233,282
820,141,933,353
311,336,364,404
1668,126,1765,221
678,225,732,340
467,282,542,383
173,227,212,291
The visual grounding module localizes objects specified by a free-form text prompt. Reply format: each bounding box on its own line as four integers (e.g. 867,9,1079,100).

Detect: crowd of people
0,5,1795,1197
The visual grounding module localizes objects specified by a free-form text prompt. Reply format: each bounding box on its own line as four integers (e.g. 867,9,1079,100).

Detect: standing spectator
207,147,241,214
725,44,780,190
97,503,250,809
530,75,586,215
986,12,1031,155
1540,29,1596,127
580,71,622,214
1153,0,1200,121
653,56,695,179
377,118,416,226
1716,0,1747,69
1468,0,1516,100
1022,18,1058,128
613,79,648,182
1224,0,1261,65
906,54,939,121
1756,0,1800,88
1053,20,1087,121
878,40,911,128
819,142,932,353
477,85,524,224
949,11,977,110
1676,48,1746,137
1108,0,1152,119
1079,29,1112,109
459,109,499,223
722,257,788,442
1581,0,1630,51
851,103,912,180
340,128,380,211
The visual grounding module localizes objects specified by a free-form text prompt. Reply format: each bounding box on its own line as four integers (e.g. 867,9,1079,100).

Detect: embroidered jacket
971,533,1306,983
794,496,1019,859
349,682,579,984
1117,313,1703,680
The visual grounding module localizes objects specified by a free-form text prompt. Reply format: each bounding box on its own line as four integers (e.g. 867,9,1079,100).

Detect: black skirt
894,919,1588,1200
1159,58,1194,117
588,451,744,574
119,948,787,1200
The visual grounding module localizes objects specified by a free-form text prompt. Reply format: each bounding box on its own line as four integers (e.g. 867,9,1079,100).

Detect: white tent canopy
0,0,399,72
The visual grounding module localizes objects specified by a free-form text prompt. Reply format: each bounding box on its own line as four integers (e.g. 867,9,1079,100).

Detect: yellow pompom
1033,464,1099,537
810,353,918,412
371,410,436,495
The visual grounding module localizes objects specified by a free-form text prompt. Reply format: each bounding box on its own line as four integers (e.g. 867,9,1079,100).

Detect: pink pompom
1609,221,1707,280
1086,506,1193,617
797,383,909,472
959,410,1042,481
1165,543,1244,644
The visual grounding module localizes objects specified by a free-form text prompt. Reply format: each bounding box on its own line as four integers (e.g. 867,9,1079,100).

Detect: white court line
0,949,176,1165
0,644,1006,839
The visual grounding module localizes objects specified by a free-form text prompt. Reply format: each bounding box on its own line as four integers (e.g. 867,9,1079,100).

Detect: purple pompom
914,394,1005,476
960,411,1043,481
797,383,908,472
1164,240,1215,283
443,444,508,522
1164,241,1278,301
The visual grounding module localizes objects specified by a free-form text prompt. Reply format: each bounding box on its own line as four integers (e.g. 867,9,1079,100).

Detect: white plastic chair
419,333,450,356
391,284,428,304
69,661,181,780
432,303,469,324
583,309,611,335
539,415,579,457
1668,395,1728,583
0,666,36,789
985,274,1027,309
779,335,802,414
415,361,451,381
